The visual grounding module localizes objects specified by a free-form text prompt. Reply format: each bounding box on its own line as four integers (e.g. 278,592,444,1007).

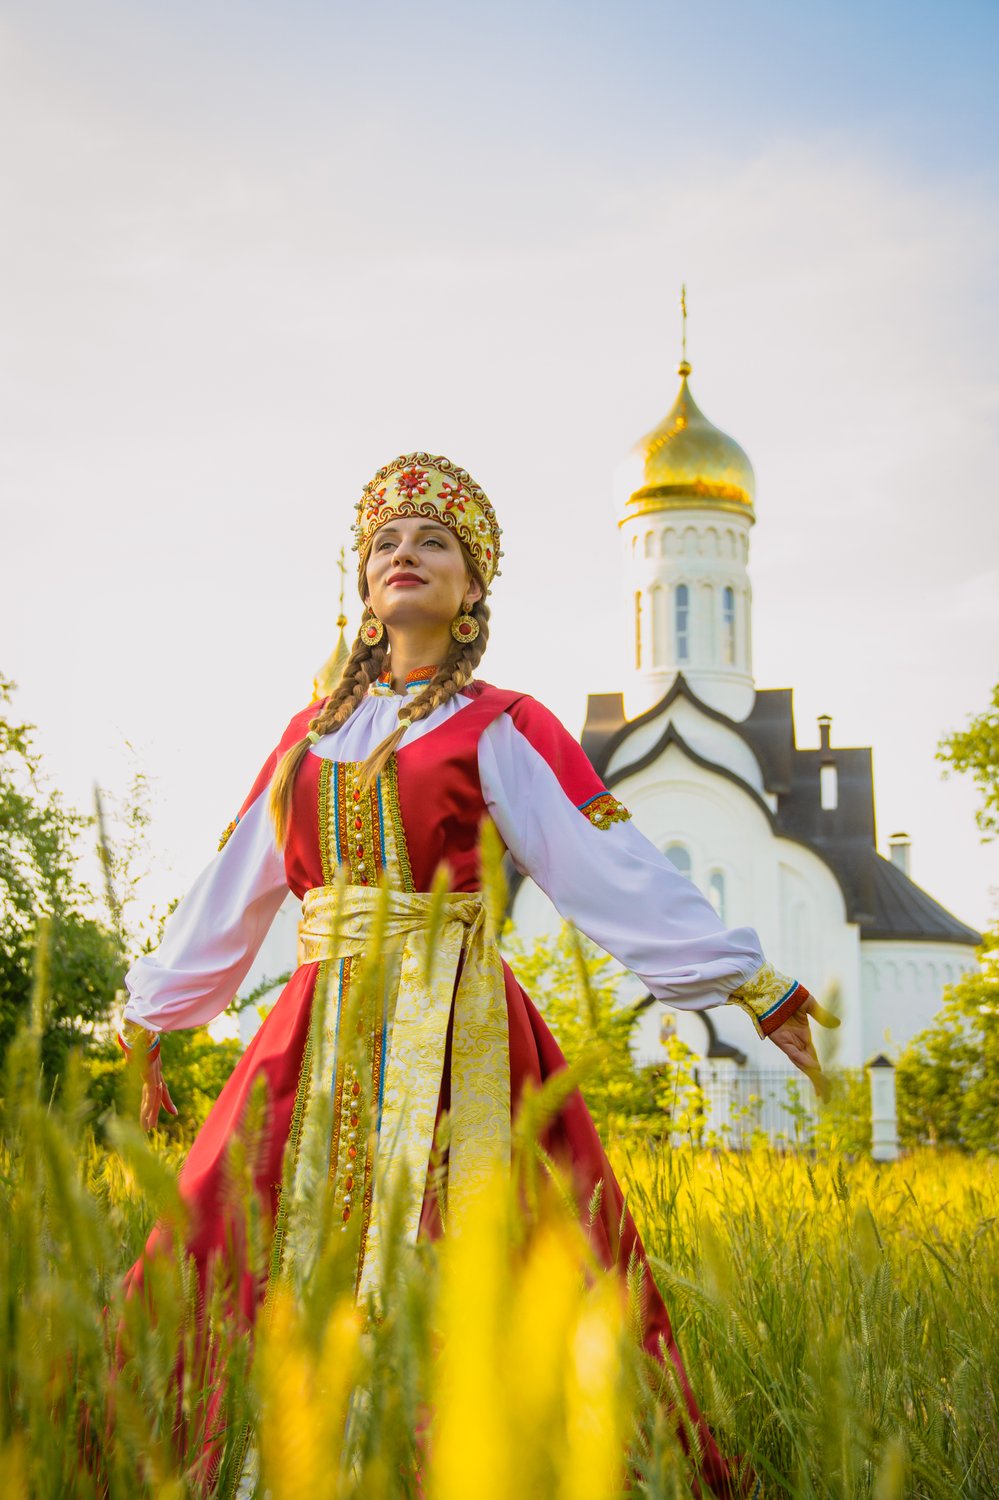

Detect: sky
2,0,998,935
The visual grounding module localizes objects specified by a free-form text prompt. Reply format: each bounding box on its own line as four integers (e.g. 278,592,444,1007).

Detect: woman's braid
268,630,387,846
312,631,388,736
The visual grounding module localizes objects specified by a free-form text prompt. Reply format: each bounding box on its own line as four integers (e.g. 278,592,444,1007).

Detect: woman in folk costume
120,452,834,1496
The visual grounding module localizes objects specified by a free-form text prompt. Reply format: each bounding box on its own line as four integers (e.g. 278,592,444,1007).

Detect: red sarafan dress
124,669,807,1497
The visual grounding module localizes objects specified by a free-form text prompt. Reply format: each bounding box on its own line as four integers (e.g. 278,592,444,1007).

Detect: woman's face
364,517,482,631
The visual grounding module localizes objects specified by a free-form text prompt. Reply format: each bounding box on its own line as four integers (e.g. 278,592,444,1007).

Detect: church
509,347,980,1108
239,350,980,1130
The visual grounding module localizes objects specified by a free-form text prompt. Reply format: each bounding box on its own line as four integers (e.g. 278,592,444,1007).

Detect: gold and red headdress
353,453,502,591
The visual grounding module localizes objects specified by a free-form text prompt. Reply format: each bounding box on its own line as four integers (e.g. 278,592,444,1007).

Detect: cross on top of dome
618,289,756,520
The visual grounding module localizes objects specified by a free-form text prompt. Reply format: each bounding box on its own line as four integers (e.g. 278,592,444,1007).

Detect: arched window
634,591,642,670
674,584,690,662
708,870,726,922
649,583,662,667
820,763,838,810
644,531,655,559
722,586,736,665
701,583,715,662
665,843,692,879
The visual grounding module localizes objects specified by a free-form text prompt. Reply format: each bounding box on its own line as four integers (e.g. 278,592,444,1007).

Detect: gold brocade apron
279,882,511,1305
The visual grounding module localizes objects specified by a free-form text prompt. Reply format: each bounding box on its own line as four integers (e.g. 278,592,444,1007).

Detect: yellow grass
1,1017,997,1498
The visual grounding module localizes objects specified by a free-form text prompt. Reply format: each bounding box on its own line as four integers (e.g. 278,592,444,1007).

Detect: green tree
937,680,999,839
896,927,999,1152
904,684,999,1150
0,676,120,1078
1,674,246,1135
503,922,703,1138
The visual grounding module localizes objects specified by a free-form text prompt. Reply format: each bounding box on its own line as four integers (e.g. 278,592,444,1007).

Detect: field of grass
1,1018,997,1499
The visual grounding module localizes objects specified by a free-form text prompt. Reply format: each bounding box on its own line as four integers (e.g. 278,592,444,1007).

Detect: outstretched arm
121,791,288,1036
478,699,837,1088
118,705,322,1125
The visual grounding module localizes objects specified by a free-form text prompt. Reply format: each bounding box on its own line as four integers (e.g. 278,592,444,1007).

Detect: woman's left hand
767,995,840,1099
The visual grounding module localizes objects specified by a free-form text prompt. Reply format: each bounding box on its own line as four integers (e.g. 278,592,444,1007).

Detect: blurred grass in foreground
1,1006,997,1498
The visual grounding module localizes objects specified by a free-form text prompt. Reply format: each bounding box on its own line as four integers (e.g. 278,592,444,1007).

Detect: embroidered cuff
727,961,808,1037
578,792,632,831
117,1019,162,1058
218,815,240,851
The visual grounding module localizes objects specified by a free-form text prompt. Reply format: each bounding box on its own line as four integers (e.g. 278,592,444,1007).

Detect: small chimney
889,832,911,878
817,714,832,753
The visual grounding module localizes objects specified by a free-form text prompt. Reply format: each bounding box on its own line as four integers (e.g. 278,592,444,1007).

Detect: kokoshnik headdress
353,453,503,592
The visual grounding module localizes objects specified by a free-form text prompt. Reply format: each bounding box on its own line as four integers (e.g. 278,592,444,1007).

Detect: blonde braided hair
269,558,490,847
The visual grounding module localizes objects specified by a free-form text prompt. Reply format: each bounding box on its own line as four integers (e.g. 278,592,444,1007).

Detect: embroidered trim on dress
217,816,240,852
326,955,382,1264
382,756,416,894
318,759,336,885
333,762,385,887
579,791,632,831
370,664,439,697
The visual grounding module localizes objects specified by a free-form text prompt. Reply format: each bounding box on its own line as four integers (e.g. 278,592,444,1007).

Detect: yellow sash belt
297,883,511,1300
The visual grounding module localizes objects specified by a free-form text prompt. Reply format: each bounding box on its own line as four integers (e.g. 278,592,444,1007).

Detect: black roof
581,675,981,949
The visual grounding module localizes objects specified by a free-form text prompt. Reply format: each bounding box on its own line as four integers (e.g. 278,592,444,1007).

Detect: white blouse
123,685,766,1033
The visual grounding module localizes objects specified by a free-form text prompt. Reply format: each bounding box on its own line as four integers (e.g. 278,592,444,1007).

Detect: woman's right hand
139,1049,179,1131
767,994,840,1100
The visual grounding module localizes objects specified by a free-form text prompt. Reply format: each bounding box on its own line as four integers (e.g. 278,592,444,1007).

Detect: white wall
860,939,978,1058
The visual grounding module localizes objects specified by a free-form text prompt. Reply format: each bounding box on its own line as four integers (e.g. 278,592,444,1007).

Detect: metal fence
694,1064,820,1149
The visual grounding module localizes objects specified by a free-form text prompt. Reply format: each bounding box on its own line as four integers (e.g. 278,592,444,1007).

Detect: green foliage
85,1029,244,1147
937,679,999,839
812,1067,872,1155
0,676,121,1078
502,923,704,1138
0,672,245,1144
895,926,999,1152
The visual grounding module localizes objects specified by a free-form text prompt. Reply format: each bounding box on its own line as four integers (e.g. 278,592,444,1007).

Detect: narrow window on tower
820,763,838,811
723,586,736,665
675,583,690,662
634,591,642,670
665,843,693,879
708,870,727,922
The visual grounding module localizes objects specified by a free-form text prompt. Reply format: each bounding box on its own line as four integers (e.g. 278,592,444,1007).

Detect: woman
120,452,834,1496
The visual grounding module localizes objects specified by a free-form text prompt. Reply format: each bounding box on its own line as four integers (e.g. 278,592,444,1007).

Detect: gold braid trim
581,792,632,831
382,756,416,894
318,758,336,885
217,817,239,852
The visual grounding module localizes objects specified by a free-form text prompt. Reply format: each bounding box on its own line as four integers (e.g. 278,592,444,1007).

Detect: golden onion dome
619,361,756,521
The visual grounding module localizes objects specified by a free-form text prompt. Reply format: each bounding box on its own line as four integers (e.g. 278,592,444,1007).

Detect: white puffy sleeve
122,780,289,1034
478,700,808,1034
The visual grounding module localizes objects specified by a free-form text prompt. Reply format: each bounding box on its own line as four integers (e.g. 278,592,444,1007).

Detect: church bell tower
616,293,757,722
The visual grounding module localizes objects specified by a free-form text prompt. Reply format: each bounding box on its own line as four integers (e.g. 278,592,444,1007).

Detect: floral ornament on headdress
353,453,503,590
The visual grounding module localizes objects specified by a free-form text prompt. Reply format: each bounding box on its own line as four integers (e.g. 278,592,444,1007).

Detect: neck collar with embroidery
369,664,439,697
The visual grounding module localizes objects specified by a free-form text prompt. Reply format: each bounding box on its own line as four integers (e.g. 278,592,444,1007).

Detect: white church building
509,353,980,1116
241,354,979,1133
